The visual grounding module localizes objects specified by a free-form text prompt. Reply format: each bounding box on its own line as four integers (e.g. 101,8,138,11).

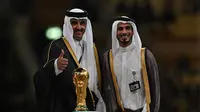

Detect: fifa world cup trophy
73,68,89,111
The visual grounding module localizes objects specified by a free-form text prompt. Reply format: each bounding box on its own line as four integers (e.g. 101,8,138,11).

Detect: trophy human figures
73,68,89,111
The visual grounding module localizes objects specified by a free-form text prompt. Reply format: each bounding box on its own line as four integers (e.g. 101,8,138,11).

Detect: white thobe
113,44,146,111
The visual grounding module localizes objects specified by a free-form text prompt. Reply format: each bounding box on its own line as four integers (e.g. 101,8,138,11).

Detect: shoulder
42,38,65,55
143,48,159,69
47,38,65,49
142,47,158,66
143,48,156,60
46,38,62,46
53,38,64,45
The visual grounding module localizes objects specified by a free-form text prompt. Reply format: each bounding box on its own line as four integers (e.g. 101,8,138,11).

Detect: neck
119,42,131,48
73,36,83,42
74,38,83,42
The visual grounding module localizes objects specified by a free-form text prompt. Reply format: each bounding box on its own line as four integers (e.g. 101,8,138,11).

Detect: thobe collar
74,39,84,47
73,39,84,63
117,42,134,53
113,41,145,110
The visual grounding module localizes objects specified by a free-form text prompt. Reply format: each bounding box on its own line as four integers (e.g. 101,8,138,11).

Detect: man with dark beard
101,16,160,112
33,8,106,112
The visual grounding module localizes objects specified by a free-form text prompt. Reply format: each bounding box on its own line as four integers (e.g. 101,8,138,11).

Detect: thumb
59,49,64,57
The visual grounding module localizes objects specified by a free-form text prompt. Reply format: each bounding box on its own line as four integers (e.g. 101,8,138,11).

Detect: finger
59,49,64,57
60,61,68,65
60,59,68,63
60,58,68,63
58,64,66,68
60,64,67,68
62,58,68,62
59,67,66,70
59,65,67,70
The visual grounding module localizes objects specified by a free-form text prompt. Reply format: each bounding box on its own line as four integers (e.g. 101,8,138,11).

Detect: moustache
120,33,128,37
74,29,84,32
122,41,129,44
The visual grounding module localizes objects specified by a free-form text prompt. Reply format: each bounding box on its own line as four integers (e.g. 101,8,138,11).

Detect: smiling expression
70,18,87,41
116,22,134,47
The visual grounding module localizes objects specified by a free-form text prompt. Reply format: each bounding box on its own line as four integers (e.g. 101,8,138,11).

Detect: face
70,18,87,41
116,22,134,47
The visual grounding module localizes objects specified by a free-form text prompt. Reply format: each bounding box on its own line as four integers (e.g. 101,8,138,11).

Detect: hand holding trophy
73,68,89,111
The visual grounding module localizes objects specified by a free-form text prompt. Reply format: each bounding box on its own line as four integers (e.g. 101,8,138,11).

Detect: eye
125,26,132,30
80,21,86,25
117,27,123,31
70,21,78,25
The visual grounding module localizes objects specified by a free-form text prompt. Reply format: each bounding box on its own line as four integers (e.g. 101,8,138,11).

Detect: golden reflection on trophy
73,68,89,111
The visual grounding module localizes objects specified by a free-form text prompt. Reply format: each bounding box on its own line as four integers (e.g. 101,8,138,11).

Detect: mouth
120,35,129,41
121,35,128,39
74,31,83,35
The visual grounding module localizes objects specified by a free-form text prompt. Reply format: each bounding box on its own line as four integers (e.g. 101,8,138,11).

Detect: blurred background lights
45,26,62,40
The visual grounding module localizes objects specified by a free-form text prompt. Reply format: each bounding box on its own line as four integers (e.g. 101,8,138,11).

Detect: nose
76,23,81,29
119,28,126,33
122,28,127,35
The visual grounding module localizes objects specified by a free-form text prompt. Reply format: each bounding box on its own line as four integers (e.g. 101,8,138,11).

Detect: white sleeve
95,90,107,112
54,58,63,76
142,103,147,112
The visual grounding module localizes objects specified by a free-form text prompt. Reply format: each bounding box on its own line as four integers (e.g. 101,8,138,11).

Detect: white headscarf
63,8,97,92
112,17,142,57
112,16,145,110
63,8,106,111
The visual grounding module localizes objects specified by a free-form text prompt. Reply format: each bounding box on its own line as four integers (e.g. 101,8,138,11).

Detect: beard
117,35,132,47
74,28,84,33
73,28,86,41
121,38,130,44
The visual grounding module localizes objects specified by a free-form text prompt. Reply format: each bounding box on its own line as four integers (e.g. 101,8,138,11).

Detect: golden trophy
73,68,89,111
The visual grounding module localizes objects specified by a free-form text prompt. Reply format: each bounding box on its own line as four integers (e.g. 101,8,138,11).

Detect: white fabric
142,103,147,112
63,9,96,92
54,39,83,76
112,20,142,57
63,8,106,112
112,19,146,111
74,39,84,62
54,59,63,75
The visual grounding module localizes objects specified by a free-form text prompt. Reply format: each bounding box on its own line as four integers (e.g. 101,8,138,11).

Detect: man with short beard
34,8,106,112
101,16,160,112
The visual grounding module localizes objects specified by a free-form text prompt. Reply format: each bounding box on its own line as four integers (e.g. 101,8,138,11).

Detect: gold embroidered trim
109,50,124,112
93,44,102,91
43,40,55,67
141,48,151,112
62,38,80,67
62,37,95,108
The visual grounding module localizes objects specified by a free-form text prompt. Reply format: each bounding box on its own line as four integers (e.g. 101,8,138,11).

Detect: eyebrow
117,25,132,28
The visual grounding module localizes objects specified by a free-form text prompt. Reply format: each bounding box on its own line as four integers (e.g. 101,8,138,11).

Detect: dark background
1,0,200,111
